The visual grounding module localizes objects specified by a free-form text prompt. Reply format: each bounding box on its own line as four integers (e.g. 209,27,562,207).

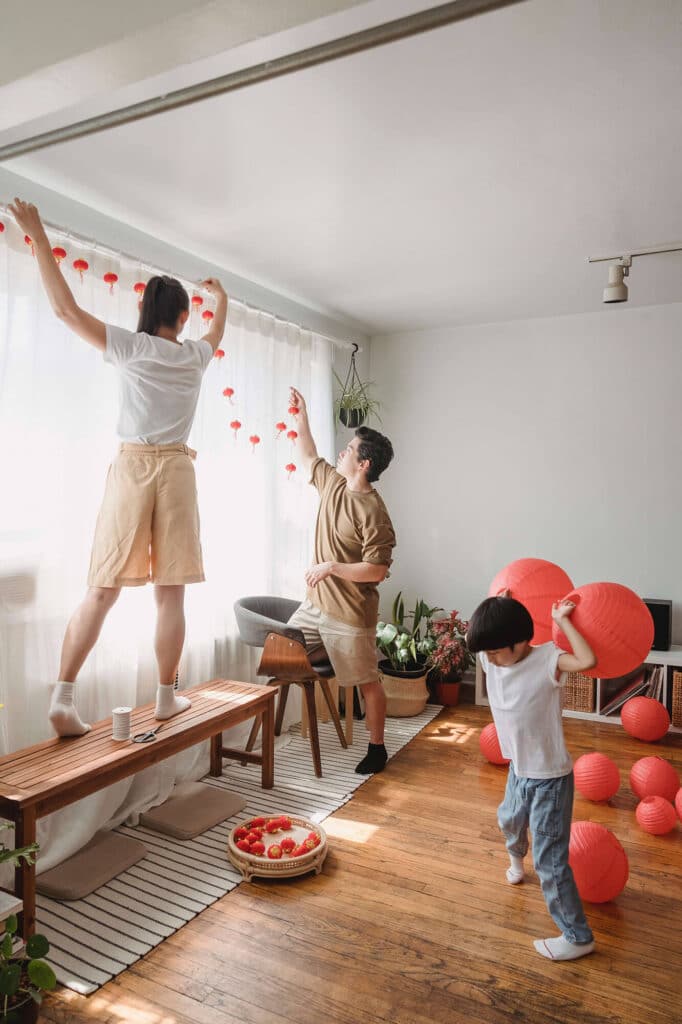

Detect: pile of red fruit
233,816,321,860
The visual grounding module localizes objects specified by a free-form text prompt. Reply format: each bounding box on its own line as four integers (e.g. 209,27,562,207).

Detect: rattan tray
227,814,328,881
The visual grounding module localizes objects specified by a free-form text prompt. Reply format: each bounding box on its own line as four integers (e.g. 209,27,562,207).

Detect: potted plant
426,610,475,706
376,593,440,716
334,372,382,428
0,827,55,1024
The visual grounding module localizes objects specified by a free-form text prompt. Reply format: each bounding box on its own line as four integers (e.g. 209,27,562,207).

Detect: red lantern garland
52,246,67,264
73,258,89,282
103,272,118,294
133,281,146,296
287,430,298,445
285,463,297,479
249,434,261,453
222,387,235,402
275,421,287,438
214,349,225,360
230,419,242,440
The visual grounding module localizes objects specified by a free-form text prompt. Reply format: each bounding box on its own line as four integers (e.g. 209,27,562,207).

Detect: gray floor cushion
140,781,246,840
37,830,147,901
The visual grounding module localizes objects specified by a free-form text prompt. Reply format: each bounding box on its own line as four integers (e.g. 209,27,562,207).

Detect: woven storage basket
561,672,595,713
672,671,682,728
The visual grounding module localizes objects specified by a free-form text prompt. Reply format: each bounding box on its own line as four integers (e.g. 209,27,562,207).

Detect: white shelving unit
475,645,682,734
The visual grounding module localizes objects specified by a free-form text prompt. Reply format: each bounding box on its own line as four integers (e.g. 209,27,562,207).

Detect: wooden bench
0,679,276,940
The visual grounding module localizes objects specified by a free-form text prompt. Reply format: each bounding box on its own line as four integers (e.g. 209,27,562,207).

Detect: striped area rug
37,706,441,995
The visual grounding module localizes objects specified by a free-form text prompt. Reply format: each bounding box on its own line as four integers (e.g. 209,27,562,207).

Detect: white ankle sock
49,682,91,737
506,855,525,884
155,684,191,720
534,936,595,961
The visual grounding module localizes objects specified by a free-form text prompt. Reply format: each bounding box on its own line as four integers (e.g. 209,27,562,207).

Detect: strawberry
247,817,266,828
246,830,262,843
303,838,317,851
265,819,281,833
293,845,308,857
234,826,249,841
277,816,293,830
267,844,283,860
236,839,251,853
250,841,265,855
306,833,321,848
280,837,296,854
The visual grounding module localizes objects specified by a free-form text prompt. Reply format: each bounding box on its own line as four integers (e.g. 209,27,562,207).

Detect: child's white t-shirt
104,325,213,444
479,643,572,780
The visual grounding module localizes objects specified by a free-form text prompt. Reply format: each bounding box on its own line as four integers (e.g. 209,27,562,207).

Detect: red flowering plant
426,611,475,683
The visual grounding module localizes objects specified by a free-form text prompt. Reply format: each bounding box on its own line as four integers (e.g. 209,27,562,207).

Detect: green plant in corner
376,592,441,672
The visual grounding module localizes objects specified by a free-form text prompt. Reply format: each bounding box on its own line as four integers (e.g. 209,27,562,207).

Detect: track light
603,258,630,303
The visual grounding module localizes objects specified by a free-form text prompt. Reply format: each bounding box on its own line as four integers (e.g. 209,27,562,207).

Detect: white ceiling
3,0,681,334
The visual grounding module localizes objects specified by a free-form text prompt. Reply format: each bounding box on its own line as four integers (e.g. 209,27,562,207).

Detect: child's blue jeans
498,764,594,945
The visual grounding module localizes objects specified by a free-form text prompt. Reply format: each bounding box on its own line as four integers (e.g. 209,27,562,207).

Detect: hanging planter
334,344,381,428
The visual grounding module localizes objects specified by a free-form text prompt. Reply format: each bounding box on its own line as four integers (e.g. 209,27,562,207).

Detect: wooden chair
234,597,348,777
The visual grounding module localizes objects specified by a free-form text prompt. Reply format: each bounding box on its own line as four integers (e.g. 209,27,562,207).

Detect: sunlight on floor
61,989,178,1024
427,722,479,745
324,817,379,843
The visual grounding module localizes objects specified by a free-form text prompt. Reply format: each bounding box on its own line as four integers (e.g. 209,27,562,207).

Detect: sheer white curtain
0,228,335,873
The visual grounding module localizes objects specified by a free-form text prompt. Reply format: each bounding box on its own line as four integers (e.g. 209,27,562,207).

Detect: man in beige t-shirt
288,387,396,774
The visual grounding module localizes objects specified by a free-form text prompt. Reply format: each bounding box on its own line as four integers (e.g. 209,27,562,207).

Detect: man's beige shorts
287,599,379,687
88,443,205,588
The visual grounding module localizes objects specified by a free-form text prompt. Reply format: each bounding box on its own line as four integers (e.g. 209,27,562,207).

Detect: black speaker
644,599,672,651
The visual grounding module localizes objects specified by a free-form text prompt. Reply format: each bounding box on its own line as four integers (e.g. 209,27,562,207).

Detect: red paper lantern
479,722,509,765
214,349,225,359
230,419,241,439
249,435,261,453
0,222,5,233
202,309,214,323
288,405,300,417
191,294,203,309
574,752,620,802
552,583,654,679
275,421,287,438
630,756,679,802
103,272,118,294
621,696,670,742
488,559,573,645
635,796,677,835
52,246,67,264
675,788,682,822
287,430,298,444
568,820,628,903
73,258,89,281
285,463,297,479
133,281,146,296
24,234,34,255
222,387,234,402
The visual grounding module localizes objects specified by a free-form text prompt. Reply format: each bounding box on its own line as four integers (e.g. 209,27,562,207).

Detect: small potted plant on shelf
376,593,440,716
426,610,475,706
0,827,55,1024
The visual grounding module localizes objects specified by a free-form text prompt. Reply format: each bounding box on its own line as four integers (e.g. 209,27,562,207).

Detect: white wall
371,302,682,639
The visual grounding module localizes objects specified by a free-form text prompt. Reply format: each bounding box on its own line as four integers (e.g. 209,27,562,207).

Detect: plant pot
433,680,461,707
379,660,429,717
338,407,366,429
1,996,40,1024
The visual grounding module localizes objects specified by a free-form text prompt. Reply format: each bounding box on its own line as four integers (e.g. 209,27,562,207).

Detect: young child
467,594,596,962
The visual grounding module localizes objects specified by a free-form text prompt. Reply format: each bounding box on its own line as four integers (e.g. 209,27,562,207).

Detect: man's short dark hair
355,426,394,483
467,597,534,653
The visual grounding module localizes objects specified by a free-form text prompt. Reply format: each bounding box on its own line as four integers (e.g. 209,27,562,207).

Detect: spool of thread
112,706,132,741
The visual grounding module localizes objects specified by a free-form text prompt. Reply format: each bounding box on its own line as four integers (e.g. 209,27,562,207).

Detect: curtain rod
0,203,360,351
0,0,526,161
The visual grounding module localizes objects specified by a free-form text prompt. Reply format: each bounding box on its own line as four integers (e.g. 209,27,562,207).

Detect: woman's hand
8,198,48,243
200,277,227,299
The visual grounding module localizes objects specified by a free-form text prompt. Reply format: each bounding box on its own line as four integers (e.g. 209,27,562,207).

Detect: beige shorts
288,599,379,687
88,443,205,588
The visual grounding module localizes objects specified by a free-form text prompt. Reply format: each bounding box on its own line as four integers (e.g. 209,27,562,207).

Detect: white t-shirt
479,643,572,780
104,325,213,444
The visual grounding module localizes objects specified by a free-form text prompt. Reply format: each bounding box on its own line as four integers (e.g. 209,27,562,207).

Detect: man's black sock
355,742,388,775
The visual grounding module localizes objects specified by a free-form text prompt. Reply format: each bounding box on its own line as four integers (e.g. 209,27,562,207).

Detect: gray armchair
234,596,347,777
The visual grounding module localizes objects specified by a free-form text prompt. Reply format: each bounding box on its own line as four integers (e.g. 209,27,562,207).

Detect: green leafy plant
426,610,475,682
376,592,441,672
0,825,38,871
0,916,56,1024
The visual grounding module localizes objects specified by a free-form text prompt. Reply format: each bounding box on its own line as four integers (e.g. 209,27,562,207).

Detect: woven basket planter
379,662,429,717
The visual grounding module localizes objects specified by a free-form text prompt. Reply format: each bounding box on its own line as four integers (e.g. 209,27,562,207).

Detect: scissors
132,725,162,743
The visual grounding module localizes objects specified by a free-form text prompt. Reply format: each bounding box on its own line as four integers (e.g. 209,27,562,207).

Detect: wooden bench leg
210,733,223,777
261,693,275,789
301,682,322,777
246,714,262,752
14,806,36,941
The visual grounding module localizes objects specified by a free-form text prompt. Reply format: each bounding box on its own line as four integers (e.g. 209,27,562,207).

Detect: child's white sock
49,682,91,737
506,854,525,884
534,936,595,961
155,684,191,720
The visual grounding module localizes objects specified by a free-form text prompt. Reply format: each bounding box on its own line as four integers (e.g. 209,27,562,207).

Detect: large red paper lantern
552,583,654,679
574,752,620,802
675,788,682,822
479,722,509,765
621,696,670,742
635,796,677,835
568,820,629,903
630,756,679,803
488,559,573,645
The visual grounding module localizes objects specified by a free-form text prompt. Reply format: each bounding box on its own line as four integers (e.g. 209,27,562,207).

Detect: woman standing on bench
9,199,227,737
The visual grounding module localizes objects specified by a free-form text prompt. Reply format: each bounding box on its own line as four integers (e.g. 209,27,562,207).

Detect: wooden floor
43,702,682,1024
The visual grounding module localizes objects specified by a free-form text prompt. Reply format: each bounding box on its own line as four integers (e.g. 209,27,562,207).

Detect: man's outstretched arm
290,386,318,476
